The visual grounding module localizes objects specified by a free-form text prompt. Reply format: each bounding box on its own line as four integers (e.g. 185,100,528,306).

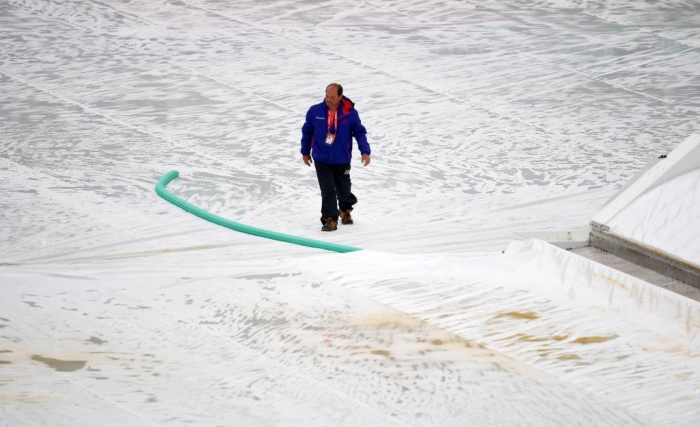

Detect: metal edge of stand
155,170,362,254
590,222,700,289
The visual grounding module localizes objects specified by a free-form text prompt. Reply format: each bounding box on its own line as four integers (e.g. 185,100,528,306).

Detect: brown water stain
571,335,618,345
499,333,524,341
496,311,540,320
641,345,697,357
674,394,698,402
0,394,64,404
346,309,505,363
557,354,581,360
352,311,423,330
599,274,630,293
31,355,87,372
518,335,549,342
676,372,694,380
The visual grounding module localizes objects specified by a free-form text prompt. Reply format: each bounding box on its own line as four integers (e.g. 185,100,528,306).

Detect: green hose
156,170,362,253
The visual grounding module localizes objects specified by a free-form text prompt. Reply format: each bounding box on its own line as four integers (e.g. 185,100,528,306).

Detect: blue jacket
301,96,370,165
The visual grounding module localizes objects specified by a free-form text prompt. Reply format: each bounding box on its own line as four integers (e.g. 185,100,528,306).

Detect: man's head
325,83,343,110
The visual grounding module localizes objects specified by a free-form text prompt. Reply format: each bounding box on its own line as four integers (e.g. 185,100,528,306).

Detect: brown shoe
339,208,354,225
321,217,337,231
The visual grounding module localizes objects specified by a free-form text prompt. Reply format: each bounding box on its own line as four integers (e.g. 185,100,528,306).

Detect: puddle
31,355,87,372
22,301,42,308
87,336,107,345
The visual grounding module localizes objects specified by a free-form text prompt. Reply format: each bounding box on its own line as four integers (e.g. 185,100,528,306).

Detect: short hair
326,83,343,97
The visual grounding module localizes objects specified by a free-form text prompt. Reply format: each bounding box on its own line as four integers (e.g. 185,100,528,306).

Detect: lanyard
327,109,338,135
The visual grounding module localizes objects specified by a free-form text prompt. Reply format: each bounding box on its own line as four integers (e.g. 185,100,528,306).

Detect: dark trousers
314,161,357,223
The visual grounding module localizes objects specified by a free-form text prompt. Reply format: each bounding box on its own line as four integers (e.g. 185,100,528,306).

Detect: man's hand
361,154,371,167
303,155,312,166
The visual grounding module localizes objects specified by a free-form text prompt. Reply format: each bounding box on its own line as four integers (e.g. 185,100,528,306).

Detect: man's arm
301,108,314,166
352,111,371,166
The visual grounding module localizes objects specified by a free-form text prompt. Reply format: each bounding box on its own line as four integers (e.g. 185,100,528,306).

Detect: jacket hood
323,96,356,115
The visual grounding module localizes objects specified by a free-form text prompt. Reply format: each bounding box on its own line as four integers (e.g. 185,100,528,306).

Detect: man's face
325,87,341,110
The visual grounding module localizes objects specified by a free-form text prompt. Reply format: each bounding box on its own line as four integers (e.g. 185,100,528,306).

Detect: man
301,83,371,231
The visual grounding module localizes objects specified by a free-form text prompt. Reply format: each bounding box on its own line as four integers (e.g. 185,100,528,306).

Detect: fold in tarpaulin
300,239,700,426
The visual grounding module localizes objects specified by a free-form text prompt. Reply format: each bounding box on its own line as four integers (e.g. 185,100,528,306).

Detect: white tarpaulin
2,0,700,426
607,169,700,269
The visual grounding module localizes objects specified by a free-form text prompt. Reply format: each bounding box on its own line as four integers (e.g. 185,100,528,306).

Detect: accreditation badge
325,133,336,145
